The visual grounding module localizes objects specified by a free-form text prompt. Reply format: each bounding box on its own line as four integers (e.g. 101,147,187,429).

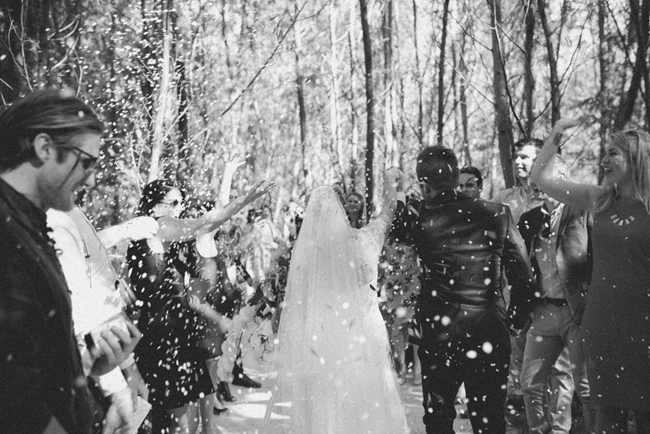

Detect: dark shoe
232,372,261,388
213,406,230,416
218,381,237,402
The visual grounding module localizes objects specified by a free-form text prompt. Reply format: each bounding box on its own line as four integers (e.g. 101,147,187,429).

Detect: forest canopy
0,0,646,225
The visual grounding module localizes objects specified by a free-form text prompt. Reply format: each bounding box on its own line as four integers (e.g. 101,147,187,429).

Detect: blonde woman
531,119,650,434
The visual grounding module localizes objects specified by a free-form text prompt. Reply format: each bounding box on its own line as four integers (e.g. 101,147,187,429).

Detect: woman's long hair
597,130,650,214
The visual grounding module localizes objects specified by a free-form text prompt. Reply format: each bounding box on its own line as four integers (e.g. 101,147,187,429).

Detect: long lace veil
262,186,372,431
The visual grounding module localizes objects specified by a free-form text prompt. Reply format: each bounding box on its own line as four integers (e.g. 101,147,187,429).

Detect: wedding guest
531,119,650,434
127,179,272,434
0,89,139,434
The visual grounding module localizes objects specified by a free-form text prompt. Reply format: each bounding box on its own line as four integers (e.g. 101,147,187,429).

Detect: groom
391,146,536,434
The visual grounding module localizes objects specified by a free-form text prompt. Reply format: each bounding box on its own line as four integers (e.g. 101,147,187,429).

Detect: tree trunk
413,0,423,146
487,0,516,188
383,0,399,166
348,0,359,189
176,56,190,188
614,0,650,129
330,1,344,176
598,0,609,182
538,0,561,126
148,0,175,183
294,29,308,183
523,0,536,135
437,0,451,146
359,0,374,216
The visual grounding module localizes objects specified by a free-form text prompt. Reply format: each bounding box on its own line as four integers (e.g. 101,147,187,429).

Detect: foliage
0,0,646,223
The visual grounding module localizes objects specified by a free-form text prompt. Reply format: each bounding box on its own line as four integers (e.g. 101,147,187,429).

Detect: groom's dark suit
391,190,536,434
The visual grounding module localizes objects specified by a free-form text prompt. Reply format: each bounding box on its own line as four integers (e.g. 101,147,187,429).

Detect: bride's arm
375,167,401,225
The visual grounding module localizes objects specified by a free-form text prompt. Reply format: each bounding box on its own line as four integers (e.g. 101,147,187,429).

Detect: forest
0,0,647,226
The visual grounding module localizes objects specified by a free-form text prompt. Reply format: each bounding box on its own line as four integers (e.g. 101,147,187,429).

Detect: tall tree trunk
614,0,650,129
294,28,308,183
330,1,344,175
598,0,609,182
487,0,516,188
359,0,375,216
348,0,359,189
383,0,399,166
538,0,561,126
523,0,536,135
460,54,472,166
176,56,190,187
437,0,451,146
148,0,174,183
413,0,423,146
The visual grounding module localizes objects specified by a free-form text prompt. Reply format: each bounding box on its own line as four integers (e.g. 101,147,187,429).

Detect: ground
212,368,527,434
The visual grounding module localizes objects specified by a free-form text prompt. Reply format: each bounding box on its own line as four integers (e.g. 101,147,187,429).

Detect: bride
261,168,409,434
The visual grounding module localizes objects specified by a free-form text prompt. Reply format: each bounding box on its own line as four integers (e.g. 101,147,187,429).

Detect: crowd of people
1,88,649,434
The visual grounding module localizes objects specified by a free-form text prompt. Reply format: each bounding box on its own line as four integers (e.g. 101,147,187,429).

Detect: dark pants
593,405,650,434
418,325,511,434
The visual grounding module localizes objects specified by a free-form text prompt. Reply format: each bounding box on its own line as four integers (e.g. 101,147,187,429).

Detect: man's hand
102,388,135,434
123,363,149,406
90,321,142,377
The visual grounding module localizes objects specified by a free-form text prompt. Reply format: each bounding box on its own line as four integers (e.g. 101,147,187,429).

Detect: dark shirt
391,190,535,334
0,178,93,433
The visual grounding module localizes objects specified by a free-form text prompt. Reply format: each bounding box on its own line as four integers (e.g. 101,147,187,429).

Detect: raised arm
376,167,401,223
157,181,275,243
216,156,246,207
530,118,603,212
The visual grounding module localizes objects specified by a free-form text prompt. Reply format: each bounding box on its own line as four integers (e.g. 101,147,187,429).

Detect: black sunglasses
60,146,99,171
160,199,182,207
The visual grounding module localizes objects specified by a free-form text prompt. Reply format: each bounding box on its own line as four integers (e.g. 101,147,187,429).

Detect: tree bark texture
487,0,516,188
437,0,451,146
359,0,375,216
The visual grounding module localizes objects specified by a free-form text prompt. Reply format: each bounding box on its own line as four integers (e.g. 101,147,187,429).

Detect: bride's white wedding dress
261,186,409,434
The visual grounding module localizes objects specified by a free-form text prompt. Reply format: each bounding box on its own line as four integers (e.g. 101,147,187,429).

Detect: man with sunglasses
0,89,141,434
517,159,594,434
391,146,536,434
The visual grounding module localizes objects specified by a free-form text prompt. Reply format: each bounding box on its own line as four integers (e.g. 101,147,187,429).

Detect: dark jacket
391,190,536,340
518,204,592,325
0,179,93,434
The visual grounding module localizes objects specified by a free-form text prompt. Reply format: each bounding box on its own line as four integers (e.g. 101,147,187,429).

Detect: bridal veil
261,186,409,434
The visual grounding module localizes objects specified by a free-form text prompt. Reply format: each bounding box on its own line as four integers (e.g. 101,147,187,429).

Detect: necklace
610,213,635,226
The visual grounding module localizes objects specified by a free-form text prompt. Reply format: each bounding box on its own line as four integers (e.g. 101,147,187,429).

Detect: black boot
231,362,261,388
217,381,237,402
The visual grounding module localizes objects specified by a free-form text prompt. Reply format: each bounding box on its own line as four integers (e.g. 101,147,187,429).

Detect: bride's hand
385,167,403,192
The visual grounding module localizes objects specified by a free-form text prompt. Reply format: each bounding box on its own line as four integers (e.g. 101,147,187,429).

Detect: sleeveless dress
261,186,409,434
127,239,214,411
582,199,650,410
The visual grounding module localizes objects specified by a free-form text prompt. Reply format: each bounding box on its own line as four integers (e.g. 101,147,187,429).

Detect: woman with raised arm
531,119,650,434
261,168,408,434
127,179,273,434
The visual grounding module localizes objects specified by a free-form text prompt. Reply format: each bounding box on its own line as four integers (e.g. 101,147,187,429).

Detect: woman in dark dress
532,119,650,434
128,180,272,433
